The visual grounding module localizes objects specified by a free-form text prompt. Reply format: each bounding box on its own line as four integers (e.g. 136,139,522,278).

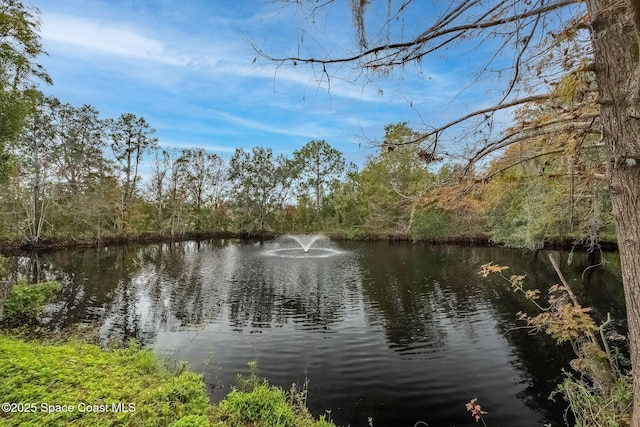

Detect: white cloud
31,2,493,168
39,11,407,105
213,110,329,139
159,139,237,153
41,13,189,66
219,61,390,103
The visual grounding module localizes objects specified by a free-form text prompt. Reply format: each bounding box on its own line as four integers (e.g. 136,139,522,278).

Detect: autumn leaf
479,262,509,278
466,398,488,423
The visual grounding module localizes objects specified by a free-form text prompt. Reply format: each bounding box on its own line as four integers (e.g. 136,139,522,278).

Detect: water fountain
262,234,344,258
282,234,326,253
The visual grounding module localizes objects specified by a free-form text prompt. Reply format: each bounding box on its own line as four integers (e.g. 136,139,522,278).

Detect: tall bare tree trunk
586,0,640,424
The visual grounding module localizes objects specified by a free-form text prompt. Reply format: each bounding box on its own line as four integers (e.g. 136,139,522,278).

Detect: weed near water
212,361,336,427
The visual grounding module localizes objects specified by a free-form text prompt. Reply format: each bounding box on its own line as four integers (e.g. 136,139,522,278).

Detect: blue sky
28,0,533,166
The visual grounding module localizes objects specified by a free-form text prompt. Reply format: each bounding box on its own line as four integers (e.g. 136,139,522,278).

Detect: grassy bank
0,334,337,427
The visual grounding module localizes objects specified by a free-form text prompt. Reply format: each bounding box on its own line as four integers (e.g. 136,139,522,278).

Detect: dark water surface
6,240,625,427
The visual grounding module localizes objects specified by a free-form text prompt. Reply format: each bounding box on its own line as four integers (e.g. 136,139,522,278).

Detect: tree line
0,93,614,249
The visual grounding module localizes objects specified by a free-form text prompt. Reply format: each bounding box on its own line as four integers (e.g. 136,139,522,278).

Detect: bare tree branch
464,112,600,168
477,142,604,182
256,0,578,70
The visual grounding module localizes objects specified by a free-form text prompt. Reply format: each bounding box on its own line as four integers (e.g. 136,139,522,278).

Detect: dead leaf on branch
465,398,488,422
479,262,509,278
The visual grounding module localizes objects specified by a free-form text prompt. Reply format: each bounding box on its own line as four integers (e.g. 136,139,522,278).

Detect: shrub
215,384,299,427
212,361,338,427
2,280,61,326
481,255,632,425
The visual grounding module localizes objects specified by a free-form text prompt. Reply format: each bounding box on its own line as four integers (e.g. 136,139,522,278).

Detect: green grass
0,334,338,427
0,335,211,426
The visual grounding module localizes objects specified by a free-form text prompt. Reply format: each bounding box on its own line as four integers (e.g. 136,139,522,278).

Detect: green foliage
51,102,109,193
0,1,51,183
215,384,300,427
0,255,6,277
0,87,30,181
172,414,211,427
0,0,52,87
357,130,434,235
1,280,60,325
480,103,613,249
0,74,617,247
160,371,212,416
173,148,225,231
554,374,632,427
485,181,556,250
214,385,335,427
292,140,346,219
0,1,621,248
0,334,212,427
234,360,266,391
131,344,162,374
213,361,337,427
228,147,297,232
0,336,339,427
108,112,158,231
381,122,422,151
411,208,450,240
326,163,367,236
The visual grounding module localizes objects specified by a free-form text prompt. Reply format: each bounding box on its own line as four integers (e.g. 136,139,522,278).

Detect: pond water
4,239,625,427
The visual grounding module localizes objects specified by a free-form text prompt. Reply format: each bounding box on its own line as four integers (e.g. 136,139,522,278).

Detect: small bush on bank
1,280,61,326
411,208,450,240
212,361,336,427
213,383,335,427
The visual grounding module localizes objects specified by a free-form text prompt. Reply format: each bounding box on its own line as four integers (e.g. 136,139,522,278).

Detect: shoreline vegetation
0,111,616,256
0,332,337,427
0,230,619,254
